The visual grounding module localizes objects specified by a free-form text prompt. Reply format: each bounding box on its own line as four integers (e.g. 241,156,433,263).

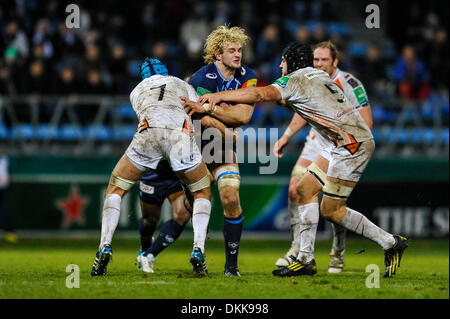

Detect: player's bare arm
182,97,254,127
198,85,282,110
200,114,238,143
358,104,373,130
273,113,308,158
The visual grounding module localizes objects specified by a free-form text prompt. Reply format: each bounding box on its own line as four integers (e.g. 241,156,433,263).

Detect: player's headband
282,42,313,74
139,58,168,79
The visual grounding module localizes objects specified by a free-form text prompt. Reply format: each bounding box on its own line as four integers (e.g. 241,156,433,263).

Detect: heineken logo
354,87,368,104
273,76,290,88
197,87,212,96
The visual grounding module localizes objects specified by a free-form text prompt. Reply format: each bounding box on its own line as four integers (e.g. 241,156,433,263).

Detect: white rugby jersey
307,68,370,143
272,67,373,149
331,68,369,109
129,75,198,131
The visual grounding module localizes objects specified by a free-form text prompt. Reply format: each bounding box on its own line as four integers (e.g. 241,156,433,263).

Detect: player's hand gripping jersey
130,75,199,132
189,63,257,105
272,67,373,151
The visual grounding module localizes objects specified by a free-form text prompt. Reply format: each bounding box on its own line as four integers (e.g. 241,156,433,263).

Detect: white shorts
299,129,333,162
327,138,375,182
125,127,202,173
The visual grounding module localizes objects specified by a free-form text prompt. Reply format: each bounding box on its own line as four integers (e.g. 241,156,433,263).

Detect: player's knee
288,180,299,202
320,199,345,223
173,212,190,226
221,187,241,217
142,215,158,227
173,204,191,225
295,181,312,204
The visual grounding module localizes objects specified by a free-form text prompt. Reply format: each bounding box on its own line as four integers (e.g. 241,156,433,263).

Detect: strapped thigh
322,180,354,200
214,165,240,190
306,162,327,187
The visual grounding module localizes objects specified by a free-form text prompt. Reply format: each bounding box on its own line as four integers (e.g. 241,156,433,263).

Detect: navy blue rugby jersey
189,63,257,97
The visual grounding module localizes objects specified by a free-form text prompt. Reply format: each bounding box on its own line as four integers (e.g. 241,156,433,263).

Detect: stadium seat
111,124,136,141
128,60,141,77
0,124,9,139
421,102,435,121
327,22,350,36
380,44,396,60
371,128,381,142
410,128,423,144
11,124,35,139
439,128,449,144
59,124,83,141
423,128,436,144
284,20,299,37
249,107,264,126
36,124,59,140
116,103,136,120
84,124,112,141
273,107,292,123
348,43,367,57
306,20,320,31
372,105,388,122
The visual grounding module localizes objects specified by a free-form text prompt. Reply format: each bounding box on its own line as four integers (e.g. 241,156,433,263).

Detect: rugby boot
275,246,298,268
272,259,317,277
136,253,156,273
91,244,113,276
190,247,208,276
224,265,241,278
384,235,408,278
328,249,345,273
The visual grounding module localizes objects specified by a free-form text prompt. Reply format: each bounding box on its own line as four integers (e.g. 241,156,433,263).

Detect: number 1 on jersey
150,84,166,101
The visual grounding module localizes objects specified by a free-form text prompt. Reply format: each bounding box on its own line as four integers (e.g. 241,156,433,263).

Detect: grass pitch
0,236,448,299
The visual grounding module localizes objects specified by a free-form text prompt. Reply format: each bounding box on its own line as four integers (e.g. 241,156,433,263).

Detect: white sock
339,207,395,250
331,222,347,254
192,198,211,253
298,203,319,263
99,193,121,249
288,198,300,252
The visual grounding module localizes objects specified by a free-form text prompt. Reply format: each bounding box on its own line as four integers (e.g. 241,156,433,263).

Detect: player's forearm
212,103,254,127
359,105,373,130
284,113,308,138
216,87,265,105
201,115,237,143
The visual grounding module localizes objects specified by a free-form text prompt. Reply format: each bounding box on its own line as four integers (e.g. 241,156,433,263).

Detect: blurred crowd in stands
0,0,448,156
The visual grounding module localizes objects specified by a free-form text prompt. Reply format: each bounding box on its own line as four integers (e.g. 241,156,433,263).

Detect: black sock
139,218,156,252
146,219,184,257
223,214,244,269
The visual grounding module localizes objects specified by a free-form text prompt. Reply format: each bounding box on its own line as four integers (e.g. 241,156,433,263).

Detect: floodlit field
0,236,448,299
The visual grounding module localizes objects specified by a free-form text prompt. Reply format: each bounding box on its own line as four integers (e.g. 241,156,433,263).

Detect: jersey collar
330,68,341,81
214,62,236,82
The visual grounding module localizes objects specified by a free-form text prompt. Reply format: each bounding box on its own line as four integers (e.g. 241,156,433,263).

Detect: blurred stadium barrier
1,95,448,157
7,154,449,238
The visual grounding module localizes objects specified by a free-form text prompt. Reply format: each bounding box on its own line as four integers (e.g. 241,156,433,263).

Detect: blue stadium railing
0,95,448,157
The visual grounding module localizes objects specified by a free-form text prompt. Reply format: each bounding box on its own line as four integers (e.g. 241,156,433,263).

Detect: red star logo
56,186,89,228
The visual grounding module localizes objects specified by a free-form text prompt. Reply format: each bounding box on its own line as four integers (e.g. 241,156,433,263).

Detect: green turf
0,236,448,299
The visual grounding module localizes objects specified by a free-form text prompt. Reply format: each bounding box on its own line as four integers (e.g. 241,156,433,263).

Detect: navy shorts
139,160,183,205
